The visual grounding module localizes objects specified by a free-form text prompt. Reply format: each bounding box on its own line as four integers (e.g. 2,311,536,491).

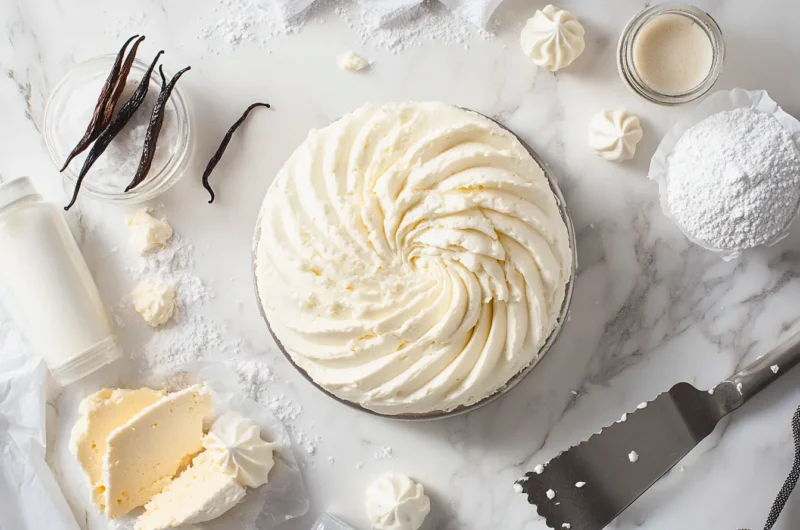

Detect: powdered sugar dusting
335,1,492,53
127,234,213,307
197,0,493,54
228,358,324,457
666,108,800,251
199,0,310,53
123,232,224,372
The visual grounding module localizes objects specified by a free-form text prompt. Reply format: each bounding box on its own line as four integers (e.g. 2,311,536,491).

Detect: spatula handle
729,331,800,403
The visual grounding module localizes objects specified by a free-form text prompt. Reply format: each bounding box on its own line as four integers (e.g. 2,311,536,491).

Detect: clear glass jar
311,514,357,530
617,3,725,105
0,177,121,385
43,55,193,205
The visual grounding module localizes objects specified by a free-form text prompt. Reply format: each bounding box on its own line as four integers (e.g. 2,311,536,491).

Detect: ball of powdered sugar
666,107,800,251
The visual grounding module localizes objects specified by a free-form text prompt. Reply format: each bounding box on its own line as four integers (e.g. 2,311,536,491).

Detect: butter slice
134,451,246,530
104,384,212,518
70,388,166,512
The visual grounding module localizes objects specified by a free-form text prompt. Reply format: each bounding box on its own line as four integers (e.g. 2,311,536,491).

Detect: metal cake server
516,331,800,530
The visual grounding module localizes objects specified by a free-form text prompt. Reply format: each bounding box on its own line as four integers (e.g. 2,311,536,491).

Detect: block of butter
135,451,247,530
70,388,166,512
104,384,212,518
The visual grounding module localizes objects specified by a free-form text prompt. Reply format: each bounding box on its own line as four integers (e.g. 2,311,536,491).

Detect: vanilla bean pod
60,35,145,171
201,102,270,204
64,50,163,211
126,64,191,192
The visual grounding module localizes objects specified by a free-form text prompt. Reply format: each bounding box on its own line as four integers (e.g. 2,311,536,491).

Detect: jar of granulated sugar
43,56,194,205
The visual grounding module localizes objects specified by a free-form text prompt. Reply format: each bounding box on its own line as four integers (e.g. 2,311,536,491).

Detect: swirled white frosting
202,411,277,488
520,4,585,72
587,109,643,162
365,474,430,530
255,102,572,415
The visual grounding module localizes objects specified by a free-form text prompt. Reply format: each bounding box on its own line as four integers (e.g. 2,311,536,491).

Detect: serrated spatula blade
517,382,734,530
516,332,800,530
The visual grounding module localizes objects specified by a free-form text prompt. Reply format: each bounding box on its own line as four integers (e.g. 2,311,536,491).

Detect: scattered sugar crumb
617,413,628,423
771,365,779,374
327,456,335,464
513,483,524,494
575,482,586,488
375,446,394,460
546,489,555,500
628,451,639,463
637,402,647,410
533,464,544,474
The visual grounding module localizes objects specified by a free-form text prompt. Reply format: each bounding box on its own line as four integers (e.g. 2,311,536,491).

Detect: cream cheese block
70,388,166,512
135,451,246,530
104,384,212,518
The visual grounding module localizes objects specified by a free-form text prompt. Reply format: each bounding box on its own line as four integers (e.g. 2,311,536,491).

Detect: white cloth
0,315,80,530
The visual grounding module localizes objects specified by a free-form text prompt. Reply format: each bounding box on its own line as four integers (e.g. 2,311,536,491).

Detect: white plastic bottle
0,177,120,385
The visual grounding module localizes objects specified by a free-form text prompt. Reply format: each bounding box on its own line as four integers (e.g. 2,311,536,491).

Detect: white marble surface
2,0,800,529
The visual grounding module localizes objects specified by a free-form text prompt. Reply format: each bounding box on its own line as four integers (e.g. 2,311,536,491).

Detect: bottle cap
48,336,122,386
0,177,38,210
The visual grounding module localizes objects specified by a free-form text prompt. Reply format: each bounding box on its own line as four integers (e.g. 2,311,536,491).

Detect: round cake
255,102,573,415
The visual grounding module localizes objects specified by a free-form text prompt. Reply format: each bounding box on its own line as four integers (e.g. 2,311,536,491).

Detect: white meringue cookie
202,411,277,489
366,474,431,530
587,110,643,162
520,5,586,72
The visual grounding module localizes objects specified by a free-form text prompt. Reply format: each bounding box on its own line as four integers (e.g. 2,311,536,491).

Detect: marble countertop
3,0,800,529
